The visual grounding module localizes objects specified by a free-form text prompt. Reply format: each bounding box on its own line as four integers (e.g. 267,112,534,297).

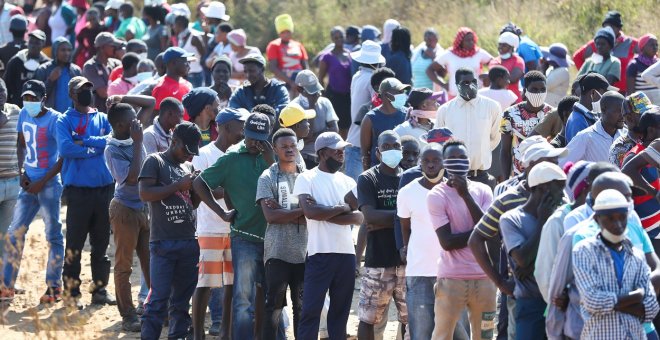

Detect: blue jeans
209,287,223,323
2,180,63,288
187,72,204,88
514,297,546,340
138,272,149,302
299,253,355,340
141,239,199,340
343,146,363,181
406,276,435,340
231,236,265,340
0,176,19,260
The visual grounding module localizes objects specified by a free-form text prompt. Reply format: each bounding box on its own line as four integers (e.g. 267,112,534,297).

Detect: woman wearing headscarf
609,91,654,167
266,14,308,92
222,29,260,83
489,32,525,102
578,27,622,85
426,27,492,99
627,34,658,98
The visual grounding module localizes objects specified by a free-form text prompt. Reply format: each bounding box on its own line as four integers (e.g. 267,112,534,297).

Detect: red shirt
489,55,525,102
572,34,638,92
109,66,123,82
152,75,192,119
266,38,308,79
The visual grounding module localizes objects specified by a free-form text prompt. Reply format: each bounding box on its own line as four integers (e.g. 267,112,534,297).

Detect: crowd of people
0,1,659,340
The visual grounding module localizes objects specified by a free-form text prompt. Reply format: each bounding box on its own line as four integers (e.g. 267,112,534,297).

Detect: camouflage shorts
358,266,408,325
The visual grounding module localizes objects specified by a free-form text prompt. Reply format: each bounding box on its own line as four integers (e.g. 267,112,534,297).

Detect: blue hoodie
56,107,114,187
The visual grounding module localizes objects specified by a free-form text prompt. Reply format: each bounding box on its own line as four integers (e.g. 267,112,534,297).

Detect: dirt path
0,206,401,339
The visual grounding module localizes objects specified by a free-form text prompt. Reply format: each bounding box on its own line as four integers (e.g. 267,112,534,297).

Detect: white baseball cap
201,2,230,21
528,161,567,188
522,142,568,168
593,189,629,214
351,40,385,65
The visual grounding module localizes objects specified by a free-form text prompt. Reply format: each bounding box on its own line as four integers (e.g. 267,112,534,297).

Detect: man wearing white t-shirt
294,132,364,339
190,107,247,340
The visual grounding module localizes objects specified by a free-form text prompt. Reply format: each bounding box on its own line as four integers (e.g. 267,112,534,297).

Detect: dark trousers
141,239,199,340
298,253,355,340
62,185,112,297
263,258,305,339
514,297,547,340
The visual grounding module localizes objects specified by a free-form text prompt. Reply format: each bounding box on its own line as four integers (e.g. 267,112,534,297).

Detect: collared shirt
535,203,573,303
565,103,597,143
347,66,375,147
560,119,624,167
573,236,659,340
142,118,171,155
609,133,638,167
82,56,121,107
474,180,529,239
436,95,502,170
563,202,592,233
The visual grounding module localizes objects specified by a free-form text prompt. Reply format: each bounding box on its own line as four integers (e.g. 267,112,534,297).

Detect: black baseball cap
579,72,618,93
244,113,271,141
173,122,202,156
22,80,46,98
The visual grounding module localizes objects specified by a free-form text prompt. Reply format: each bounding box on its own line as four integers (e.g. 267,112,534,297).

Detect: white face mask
24,59,39,72
500,52,512,60
526,92,547,108
601,228,626,243
591,53,604,64
591,90,603,114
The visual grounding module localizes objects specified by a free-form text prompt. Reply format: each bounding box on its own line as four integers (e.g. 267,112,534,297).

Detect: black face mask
326,156,343,173
78,89,93,107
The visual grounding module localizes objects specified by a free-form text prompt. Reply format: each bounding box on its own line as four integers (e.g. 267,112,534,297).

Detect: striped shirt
573,235,659,340
493,174,523,199
475,180,530,239
0,104,20,177
625,143,660,239
560,119,625,167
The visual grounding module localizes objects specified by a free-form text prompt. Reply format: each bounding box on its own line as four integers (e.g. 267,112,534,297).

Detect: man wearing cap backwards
468,139,565,340
35,37,82,113
294,131,363,339
190,107,247,340
291,69,339,166
436,67,502,188
267,14,309,93
561,91,626,166
565,72,618,143
4,29,49,106
152,47,194,118
0,14,28,77
82,32,122,108
573,11,639,92
361,77,409,171
278,102,315,168
0,80,63,304
228,53,290,116
356,130,407,340
193,112,275,339
499,161,565,339
182,87,221,147
139,121,207,339
56,76,115,309
622,107,660,240
426,139,496,340
573,188,660,340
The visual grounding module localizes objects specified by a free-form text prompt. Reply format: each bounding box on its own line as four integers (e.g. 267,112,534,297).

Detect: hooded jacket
35,37,82,111
56,106,113,187
3,49,50,105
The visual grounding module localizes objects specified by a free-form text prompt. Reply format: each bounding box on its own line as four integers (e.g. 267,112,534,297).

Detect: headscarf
449,27,479,58
638,33,658,66
498,32,519,50
275,14,294,34
628,91,653,115
381,19,400,44
227,28,247,47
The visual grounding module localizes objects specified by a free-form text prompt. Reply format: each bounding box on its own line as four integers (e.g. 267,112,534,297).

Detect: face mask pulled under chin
423,169,445,183
591,90,603,114
601,228,626,243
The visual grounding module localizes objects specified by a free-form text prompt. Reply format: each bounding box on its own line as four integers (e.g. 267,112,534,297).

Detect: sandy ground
0,206,402,339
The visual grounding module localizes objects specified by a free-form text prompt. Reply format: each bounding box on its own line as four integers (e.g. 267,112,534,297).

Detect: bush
184,0,658,57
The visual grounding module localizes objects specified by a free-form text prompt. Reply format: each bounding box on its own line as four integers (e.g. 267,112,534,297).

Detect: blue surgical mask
23,101,42,117
380,149,403,169
391,93,408,110
105,16,113,27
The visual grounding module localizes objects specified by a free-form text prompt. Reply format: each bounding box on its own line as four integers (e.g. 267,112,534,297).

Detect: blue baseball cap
163,47,197,63
216,107,249,125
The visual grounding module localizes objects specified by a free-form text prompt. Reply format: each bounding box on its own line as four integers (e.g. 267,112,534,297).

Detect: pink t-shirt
107,78,135,96
427,181,493,279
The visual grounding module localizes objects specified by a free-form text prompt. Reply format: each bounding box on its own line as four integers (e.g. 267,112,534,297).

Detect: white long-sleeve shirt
435,95,502,170
559,119,624,166
545,67,570,107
